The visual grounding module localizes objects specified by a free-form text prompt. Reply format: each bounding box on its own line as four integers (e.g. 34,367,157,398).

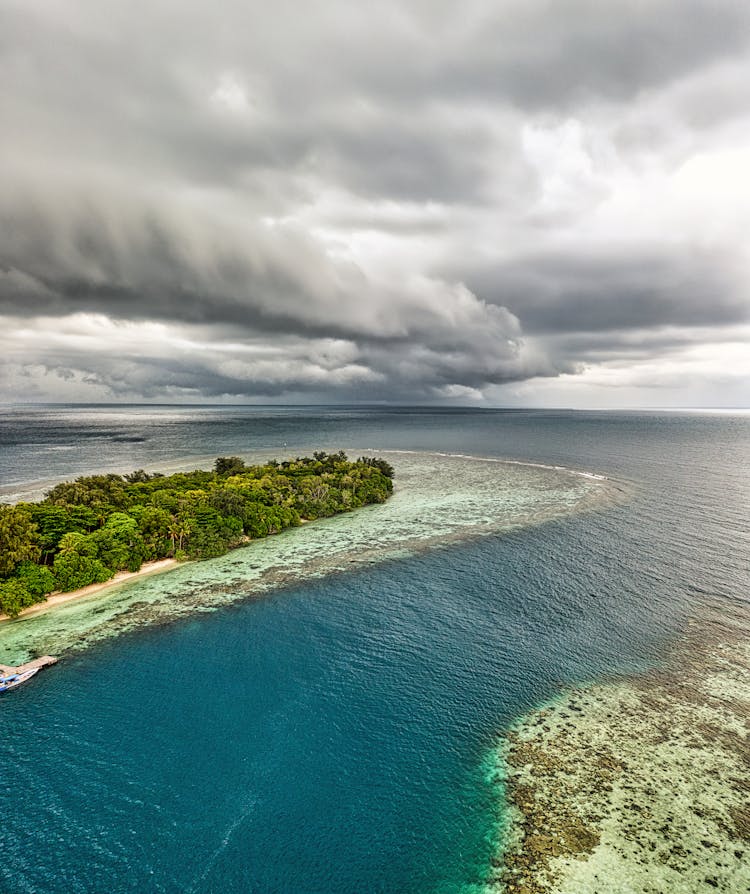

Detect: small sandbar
488,598,750,893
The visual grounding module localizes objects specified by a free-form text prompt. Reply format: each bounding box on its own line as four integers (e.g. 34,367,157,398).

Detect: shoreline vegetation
0,453,613,669
488,597,750,893
0,452,394,621
0,557,178,623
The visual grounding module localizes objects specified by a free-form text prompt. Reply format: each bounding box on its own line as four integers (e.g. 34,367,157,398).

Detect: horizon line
1,401,749,413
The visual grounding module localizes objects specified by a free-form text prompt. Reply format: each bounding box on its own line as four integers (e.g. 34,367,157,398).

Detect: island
0,452,394,619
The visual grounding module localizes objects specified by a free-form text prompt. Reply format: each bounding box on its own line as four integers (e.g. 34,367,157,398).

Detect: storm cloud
1,0,749,405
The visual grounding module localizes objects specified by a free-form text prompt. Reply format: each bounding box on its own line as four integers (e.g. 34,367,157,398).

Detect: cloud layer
2,0,749,405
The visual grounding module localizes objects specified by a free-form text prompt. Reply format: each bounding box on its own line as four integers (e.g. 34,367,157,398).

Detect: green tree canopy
15,561,57,598
52,552,112,592
1,453,393,613
0,579,37,619
214,456,248,476
0,505,41,578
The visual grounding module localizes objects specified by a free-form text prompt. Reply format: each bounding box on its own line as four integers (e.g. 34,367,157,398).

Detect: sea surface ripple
1,407,748,894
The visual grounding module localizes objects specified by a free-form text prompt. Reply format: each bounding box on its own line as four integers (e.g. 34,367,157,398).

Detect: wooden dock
0,655,58,675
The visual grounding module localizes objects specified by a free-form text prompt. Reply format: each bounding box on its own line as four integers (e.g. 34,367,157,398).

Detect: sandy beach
0,558,179,624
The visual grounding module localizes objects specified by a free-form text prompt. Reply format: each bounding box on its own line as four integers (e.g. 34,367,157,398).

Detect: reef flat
0,451,618,665
489,597,750,893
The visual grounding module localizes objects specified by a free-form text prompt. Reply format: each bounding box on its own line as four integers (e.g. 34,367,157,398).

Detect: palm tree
167,518,192,554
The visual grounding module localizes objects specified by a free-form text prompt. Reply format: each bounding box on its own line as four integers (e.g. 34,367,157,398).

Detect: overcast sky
2,0,749,407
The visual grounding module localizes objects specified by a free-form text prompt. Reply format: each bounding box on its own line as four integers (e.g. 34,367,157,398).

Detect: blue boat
0,668,39,692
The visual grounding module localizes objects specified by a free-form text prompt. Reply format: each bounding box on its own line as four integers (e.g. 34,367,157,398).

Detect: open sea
0,406,748,894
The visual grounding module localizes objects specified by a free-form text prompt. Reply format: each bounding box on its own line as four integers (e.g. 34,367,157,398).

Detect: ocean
1,406,748,893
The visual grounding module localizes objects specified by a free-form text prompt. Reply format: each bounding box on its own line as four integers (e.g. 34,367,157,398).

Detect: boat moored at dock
0,668,40,692
0,656,57,692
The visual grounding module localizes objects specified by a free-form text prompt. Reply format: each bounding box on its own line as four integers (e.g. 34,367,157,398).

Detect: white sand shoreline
0,558,179,623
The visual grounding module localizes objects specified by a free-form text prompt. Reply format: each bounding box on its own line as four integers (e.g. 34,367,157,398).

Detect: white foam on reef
377,449,609,481
0,450,619,665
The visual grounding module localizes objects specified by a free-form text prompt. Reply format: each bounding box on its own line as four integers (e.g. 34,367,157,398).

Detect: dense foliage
0,452,393,618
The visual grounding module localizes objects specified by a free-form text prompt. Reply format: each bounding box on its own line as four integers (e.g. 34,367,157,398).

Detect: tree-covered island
0,452,394,618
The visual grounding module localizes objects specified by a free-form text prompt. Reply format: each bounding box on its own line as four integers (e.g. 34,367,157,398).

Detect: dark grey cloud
436,1,750,108
460,248,750,335
1,0,748,405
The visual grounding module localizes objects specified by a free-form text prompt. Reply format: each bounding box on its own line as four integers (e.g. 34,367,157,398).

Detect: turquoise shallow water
0,451,611,665
1,408,748,893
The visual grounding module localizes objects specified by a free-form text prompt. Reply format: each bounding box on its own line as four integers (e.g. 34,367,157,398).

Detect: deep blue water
1,407,748,893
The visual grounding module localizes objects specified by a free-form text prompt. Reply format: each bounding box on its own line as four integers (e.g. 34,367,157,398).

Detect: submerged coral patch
489,599,750,894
